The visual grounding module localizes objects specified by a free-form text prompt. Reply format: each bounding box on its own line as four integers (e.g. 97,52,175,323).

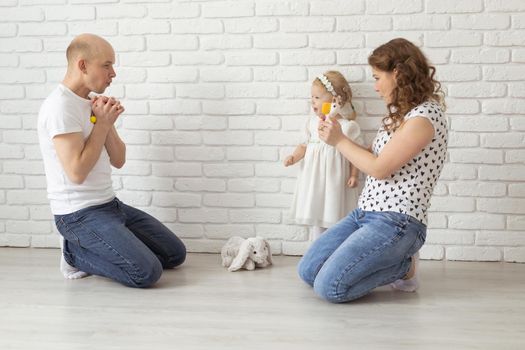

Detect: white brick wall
0,0,524,263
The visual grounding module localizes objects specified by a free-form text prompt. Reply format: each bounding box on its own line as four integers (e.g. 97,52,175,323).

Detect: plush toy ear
228,240,253,272
327,102,339,119
265,240,273,265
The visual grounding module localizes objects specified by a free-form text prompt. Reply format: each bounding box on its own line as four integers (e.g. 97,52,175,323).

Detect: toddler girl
284,71,364,240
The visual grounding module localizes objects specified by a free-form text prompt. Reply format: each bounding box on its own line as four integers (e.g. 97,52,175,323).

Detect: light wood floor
1,248,524,350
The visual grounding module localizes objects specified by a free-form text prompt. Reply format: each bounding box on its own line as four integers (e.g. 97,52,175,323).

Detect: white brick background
0,0,524,262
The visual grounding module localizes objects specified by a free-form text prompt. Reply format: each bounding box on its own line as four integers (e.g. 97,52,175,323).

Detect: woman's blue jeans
298,209,426,303
54,198,186,288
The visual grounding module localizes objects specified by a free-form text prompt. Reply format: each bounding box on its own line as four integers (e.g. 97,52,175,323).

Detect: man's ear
78,59,87,74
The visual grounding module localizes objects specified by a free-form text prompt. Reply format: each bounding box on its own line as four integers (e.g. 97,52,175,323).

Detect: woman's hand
318,116,346,146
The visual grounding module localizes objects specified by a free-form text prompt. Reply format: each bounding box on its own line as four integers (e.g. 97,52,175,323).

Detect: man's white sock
60,237,89,280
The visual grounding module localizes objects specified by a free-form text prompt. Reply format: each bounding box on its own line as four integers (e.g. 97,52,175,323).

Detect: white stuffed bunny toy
324,95,355,120
221,236,273,272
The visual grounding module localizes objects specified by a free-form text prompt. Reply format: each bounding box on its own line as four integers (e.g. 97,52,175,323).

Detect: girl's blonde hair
368,38,445,131
313,70,357,121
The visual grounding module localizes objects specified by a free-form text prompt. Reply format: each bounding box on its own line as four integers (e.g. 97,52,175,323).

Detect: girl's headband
317,74,355,112
316,74,337,96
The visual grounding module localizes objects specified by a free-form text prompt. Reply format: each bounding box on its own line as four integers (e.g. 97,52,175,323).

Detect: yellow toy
320,101,337,122
321,102,332,115
321,99,354,121
90,114,97,124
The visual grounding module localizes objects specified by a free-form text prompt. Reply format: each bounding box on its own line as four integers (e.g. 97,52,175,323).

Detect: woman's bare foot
404,252,418,279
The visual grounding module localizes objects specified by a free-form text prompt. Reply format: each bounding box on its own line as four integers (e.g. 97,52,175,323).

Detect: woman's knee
312,266,364,303
297,256,316,287
313,276,345,303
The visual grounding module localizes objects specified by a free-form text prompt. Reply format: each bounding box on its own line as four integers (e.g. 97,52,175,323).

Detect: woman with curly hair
298,38,448,303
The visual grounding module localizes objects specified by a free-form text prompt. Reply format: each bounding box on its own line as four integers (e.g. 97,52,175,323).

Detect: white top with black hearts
358,101,448,225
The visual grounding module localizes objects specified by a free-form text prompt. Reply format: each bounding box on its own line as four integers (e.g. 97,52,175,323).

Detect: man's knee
165,250,186,269
128,260,163,288
163,242,187,269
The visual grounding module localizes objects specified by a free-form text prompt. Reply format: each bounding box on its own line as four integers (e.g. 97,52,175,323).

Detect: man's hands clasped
91,96,125,126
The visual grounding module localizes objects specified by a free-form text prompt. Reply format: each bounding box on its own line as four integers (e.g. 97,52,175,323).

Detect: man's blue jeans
54,198,186,288
298,209,426,303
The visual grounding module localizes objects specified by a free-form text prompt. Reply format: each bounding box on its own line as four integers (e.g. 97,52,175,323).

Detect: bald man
37,34,186,287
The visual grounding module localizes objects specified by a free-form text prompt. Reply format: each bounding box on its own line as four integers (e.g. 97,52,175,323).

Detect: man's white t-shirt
38,84,115,215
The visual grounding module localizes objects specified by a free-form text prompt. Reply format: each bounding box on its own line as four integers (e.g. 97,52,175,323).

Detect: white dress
289,116,364,228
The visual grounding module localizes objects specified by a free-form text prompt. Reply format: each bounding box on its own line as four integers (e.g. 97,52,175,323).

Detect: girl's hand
347,176,358,188
283,155,295,167
318,116,345,146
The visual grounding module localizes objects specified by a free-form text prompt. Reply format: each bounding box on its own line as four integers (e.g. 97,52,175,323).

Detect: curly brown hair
368,38,445,131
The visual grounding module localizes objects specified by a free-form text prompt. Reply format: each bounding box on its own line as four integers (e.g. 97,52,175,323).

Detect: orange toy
321,102,332,115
